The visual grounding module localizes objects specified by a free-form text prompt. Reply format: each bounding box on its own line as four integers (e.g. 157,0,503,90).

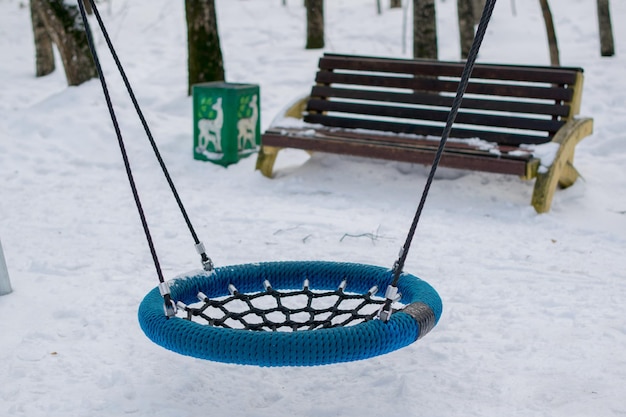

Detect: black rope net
176,280,402,332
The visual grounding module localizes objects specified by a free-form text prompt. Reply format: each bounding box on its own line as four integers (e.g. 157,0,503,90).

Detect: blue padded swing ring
138,261,442,366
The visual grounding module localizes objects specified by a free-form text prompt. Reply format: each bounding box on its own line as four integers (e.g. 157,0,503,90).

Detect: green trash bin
192,82,261,167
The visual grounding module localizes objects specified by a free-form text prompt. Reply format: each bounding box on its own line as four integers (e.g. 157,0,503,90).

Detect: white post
0,237,12,296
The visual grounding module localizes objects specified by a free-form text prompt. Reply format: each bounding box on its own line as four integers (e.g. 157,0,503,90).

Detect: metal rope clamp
159,281,177,318
378,284,401,322
195,242,215,272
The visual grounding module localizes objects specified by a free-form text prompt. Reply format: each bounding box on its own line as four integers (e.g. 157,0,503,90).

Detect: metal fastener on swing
378,284,400,322
159,281,177,317
195,242,214,272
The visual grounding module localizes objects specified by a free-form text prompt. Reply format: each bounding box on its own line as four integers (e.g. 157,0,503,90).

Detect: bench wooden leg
256,95,309,178
255,145,281,178
531,118,593,213
558,157,580,188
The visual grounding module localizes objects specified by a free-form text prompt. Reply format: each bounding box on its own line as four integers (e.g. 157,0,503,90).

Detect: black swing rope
77,0,213,317
77,0,496,323
380,0,497,321
77,1,213,267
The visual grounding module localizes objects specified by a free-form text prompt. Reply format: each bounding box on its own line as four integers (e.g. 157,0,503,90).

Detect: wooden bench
256,53,593,213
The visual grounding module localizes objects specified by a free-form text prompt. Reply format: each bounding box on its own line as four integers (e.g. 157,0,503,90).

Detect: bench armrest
551,117,593,148
531,117,593,213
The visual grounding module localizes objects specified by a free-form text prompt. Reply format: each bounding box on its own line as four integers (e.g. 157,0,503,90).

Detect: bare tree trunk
306,0,324,49
30,0,55,77
597,0,615,57
30,0,97,86
413,0,437,59
185,0,225,95
472,0,486,24
457,0,474,59
538,0,560,66
81,0,93,15
390,0,402,8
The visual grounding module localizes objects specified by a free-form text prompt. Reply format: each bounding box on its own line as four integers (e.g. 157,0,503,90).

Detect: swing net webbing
177,277,388,331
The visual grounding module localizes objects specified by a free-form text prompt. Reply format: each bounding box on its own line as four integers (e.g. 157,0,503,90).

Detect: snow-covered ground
1,1,625,416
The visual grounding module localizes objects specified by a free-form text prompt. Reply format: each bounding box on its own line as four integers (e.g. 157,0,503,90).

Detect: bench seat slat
262,130,533,176
315,71,574,102
310,86,572,117
319,54,581,85
306,98,565,134
304,114,551,146
270,127,535,160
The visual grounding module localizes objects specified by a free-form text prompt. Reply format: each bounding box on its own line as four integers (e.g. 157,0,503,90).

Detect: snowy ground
1,0,625,416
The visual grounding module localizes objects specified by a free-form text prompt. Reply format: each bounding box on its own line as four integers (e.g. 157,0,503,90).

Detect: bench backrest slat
304,54,584,146
314,71,574,102
310,86,572,117
305,114,550,146
307,99,565,135
320,54,581,85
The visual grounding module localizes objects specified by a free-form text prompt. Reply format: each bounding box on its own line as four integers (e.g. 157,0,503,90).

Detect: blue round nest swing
79,0,498,369
138,261,442,367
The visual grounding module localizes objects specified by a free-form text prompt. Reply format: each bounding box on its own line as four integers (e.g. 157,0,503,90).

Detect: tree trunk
472,0,486,24
185,0,225,96
81,0,93,15
30,0,97,86
597,0,615,57
538,0,560,66
390,0,402,8
413,0,437,59
306,0,324,49
457,0,474,59
30,0,55,77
